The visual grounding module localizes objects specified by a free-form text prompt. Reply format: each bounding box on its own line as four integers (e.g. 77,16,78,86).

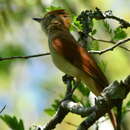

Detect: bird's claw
62,74,74,84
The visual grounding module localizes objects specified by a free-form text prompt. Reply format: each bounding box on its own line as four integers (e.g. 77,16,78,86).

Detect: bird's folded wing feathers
52,36,108,90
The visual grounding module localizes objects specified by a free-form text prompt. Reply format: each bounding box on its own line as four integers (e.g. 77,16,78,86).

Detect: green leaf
44,108,56,116
126,101,130,108
0,115,24,130
73,82,91,107
45,6,64,12
72,16,83,31
44,98,61,116
87,40,99,51
77,82,90,97
91,29,97,35
122,101,130,114
51,99,60,110
113,27,127,41
103,21,113,34
72,94,81,102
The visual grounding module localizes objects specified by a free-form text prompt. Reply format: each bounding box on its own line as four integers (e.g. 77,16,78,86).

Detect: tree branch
89,35,130,51
0,37,129,62
89,35,115,44
77,8,130,54
36,75,75,130
37,75,130,130
77,76,130,130
61,100,95,117
63,75,130,130
105,15,130,28
88,38,130,54
93,8,130,29
0,52,50,61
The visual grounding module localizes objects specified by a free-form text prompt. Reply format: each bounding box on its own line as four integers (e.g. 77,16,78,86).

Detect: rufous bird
33,9,116,128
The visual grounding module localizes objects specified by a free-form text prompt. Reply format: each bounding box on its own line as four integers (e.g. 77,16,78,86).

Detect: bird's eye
63,15,68,18
50,15,56,18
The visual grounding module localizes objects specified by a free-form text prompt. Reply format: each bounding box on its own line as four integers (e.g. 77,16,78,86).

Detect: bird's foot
62,74,74,84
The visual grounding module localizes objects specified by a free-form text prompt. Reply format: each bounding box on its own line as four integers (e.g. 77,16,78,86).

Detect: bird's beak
32,17,43,23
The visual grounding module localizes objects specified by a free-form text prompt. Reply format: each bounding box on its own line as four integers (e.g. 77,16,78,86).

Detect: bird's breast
49,41,83,78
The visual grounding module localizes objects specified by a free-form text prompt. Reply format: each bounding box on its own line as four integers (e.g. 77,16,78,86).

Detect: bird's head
33,9,71,34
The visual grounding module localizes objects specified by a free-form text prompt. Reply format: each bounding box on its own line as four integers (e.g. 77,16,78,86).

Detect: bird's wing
52,34,108,91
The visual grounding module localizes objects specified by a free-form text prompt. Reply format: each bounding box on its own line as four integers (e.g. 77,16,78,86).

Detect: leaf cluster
0,115,24,130
44,98,61,116
45,6,64,12
76,8,127,41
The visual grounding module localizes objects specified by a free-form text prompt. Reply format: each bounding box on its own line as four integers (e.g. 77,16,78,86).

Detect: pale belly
49,43,84,78
49,44,100,95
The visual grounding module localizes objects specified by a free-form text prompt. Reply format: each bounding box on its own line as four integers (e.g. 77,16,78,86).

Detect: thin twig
105,15,130,28
89,35,130,51
88,38,130,54
0,52,50,61
89,35,115,44
0,38,129,62
0,105,6,114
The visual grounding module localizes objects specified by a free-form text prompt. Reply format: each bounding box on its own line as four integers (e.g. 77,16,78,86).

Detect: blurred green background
0,0,130,130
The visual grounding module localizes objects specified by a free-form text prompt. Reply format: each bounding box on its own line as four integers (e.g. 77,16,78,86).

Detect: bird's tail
108,110,117,129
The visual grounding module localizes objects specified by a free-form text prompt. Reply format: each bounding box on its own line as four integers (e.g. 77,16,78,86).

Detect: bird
33,9,116,128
